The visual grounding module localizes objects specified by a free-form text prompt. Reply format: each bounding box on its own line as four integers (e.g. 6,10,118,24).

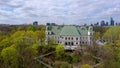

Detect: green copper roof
60,26,80,36
47,25,89,36
51,26,62,35
78,27,88,36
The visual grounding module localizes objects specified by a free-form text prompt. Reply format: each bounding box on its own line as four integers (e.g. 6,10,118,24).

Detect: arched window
65,37,67,40
65,42,67,45
68,42,70,45
76,37,78,40
71,37,73,40
68,37,70,40
82,42,84,44
71,42,74,45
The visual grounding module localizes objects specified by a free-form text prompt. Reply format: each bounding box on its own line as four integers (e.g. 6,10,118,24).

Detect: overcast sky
0,0,120,25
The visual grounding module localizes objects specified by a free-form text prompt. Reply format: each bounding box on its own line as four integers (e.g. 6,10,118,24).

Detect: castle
46,23,94,50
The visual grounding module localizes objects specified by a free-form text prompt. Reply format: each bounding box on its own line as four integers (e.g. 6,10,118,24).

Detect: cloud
0,0,120,25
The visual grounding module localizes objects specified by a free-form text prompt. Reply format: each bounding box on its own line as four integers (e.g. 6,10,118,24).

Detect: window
71,42,74,45
90,33,92,35
65,42,67,45
71,37,73,40
90,37,92,40
82,42,84,44
51,32,53,34
65,37,67,40
76,42,78,44
60,36,62,38
68,42,70,45
76,37,78,40
68,37,70,40
48,32,49,35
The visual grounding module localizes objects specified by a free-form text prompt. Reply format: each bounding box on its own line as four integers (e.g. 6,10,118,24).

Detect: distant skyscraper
100,20,105,26
110,17,114,26
33,21,38,25
105,22,109,26
94,22,99,26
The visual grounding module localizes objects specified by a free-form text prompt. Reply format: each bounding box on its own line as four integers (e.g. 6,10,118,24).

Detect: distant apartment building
46,23,94,50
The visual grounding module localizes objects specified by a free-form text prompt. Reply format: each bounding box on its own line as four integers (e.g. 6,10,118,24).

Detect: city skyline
0,0,120,25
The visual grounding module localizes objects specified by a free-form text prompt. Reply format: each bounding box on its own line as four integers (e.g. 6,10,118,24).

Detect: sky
0,0,120,25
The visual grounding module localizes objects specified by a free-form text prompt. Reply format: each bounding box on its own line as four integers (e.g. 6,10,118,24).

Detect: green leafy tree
20,46,38,68
35,31,45,46
27,26,36,32
81,64,93,68
1,46,19,68
54,61,72,68
103,26,120,43
55,44,65,59
94,32,101,40
0,37,12,49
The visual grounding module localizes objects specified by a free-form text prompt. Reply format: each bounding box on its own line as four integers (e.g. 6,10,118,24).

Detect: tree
35,31,45,46
19,46,38,68
54,61,72,68
94,32,101,40
81,64,93,68
55,44,65,59
27,26,36,32
0,37,12,49
103,26,120,43
1,46,19,68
